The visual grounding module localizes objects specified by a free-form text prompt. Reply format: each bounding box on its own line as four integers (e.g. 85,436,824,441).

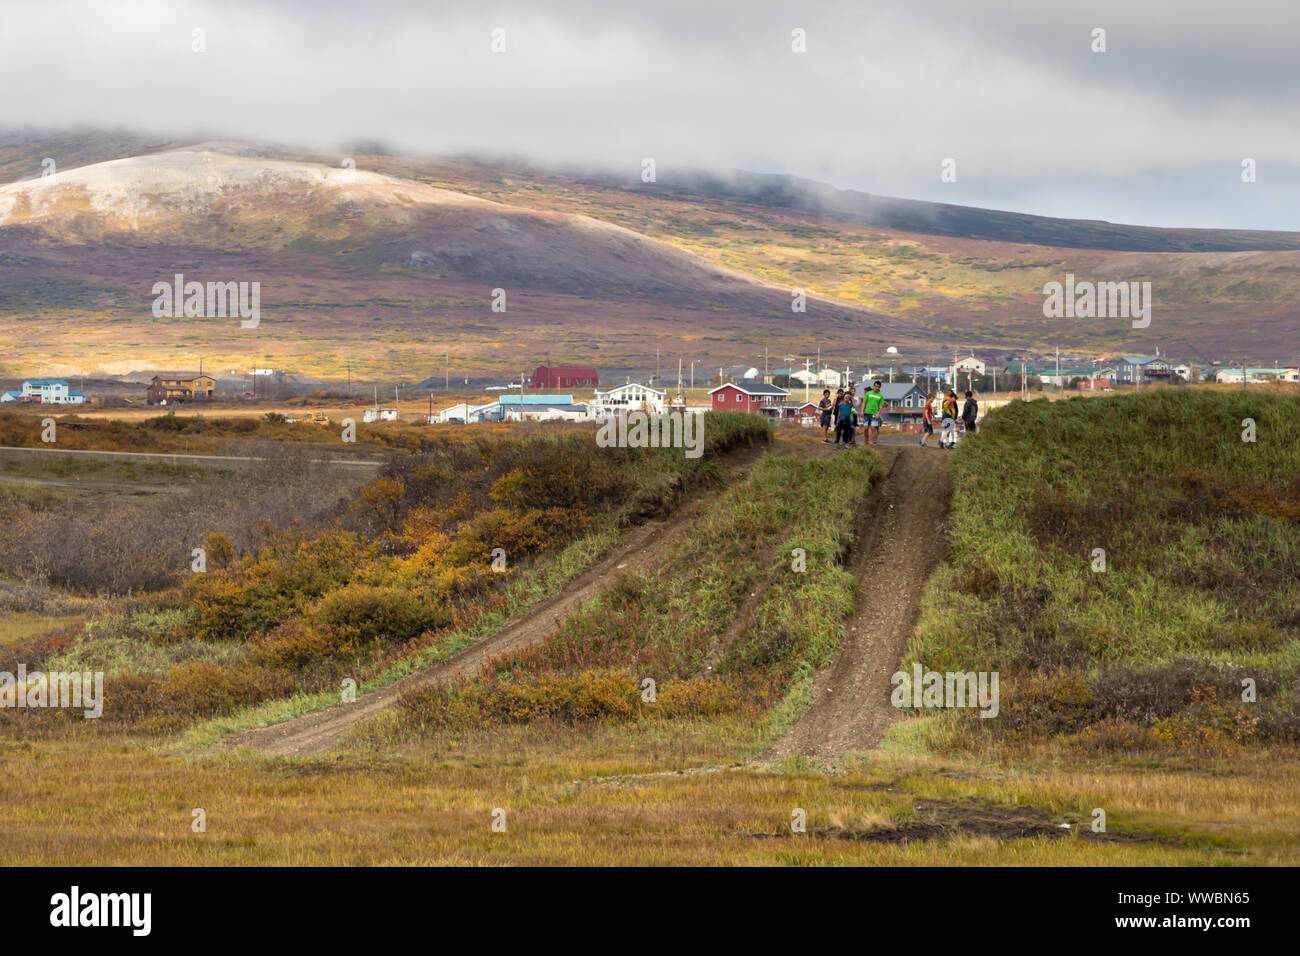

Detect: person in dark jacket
962,390,978,434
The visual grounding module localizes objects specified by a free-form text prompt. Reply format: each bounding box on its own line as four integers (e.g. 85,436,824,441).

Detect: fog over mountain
2,0,1297,229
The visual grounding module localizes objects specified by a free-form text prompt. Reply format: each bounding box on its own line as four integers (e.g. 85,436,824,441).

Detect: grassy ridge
380,446,881,741
908,388,1300,751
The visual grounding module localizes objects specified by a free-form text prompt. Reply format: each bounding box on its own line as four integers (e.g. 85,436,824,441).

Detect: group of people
817,383,979,450
818,380,886,448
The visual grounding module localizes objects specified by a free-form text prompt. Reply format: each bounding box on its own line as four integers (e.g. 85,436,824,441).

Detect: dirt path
766,441,951,765
212,444,765,758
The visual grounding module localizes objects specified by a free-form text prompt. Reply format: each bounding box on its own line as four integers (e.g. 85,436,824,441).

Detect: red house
708,382,790,415
530,365,598,389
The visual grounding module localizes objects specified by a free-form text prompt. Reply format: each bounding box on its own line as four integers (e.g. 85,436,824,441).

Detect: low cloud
2,0,1296,228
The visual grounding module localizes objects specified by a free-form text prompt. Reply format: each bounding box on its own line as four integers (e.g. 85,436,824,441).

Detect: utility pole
445,352,449,391
395,385,400,418
802,357,813,402
1021,361,1026,401
347,359,351,394
690,361,694,391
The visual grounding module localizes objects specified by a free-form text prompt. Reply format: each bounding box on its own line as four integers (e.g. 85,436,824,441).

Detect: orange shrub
310,584,445,647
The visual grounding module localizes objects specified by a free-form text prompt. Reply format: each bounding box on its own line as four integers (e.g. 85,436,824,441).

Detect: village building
1002,363,1041,378
529,365,599,389
588,383,665,418
708,382,790,417
1,379,85,404
790,400,820,423
949,356,986,380
1040,365,1117,388
878,382,929,427
1215,367,1300,384
497,394,586,422
145,373,215,405
1115,356,1174,385
435,402,500,423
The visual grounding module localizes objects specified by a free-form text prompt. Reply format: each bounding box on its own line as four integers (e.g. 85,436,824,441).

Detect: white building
508,403,590,423
362,407,399,423
787,369,818,386
949,356,986,379
435,402,499,423
779,367,843,388
816,368,844,387
1215,367,1300,384
1,379,85,404
588,383,666,418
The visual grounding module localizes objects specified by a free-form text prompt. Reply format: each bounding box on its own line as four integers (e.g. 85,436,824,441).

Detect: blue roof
1120,356,1156,364
25,378,68,386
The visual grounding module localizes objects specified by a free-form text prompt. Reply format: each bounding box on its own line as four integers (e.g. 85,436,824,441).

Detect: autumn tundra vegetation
0,412,773,734
908,389,1300,754
0,392,1297,864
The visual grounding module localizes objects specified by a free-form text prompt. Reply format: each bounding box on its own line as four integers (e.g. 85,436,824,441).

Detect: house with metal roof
708,382,790,417
877,382,929,425
0,379,85,404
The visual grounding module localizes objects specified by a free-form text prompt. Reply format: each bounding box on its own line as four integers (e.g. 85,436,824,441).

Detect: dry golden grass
1,711,1294,865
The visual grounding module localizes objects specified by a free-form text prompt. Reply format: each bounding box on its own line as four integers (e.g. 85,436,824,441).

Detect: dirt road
215,434,950,762
767,441,951,764
214,444,764,757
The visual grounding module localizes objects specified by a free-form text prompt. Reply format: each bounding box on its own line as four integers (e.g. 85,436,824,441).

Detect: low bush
310,584,444,648
397,668,739,733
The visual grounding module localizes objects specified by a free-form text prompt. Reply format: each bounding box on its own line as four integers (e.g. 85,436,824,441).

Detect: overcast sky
3,0,1297,229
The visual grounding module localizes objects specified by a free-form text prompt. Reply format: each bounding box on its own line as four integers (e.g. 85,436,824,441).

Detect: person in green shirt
861,380,885,446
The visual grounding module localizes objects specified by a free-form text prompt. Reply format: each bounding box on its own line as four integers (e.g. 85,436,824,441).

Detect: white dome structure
743,367,759,379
